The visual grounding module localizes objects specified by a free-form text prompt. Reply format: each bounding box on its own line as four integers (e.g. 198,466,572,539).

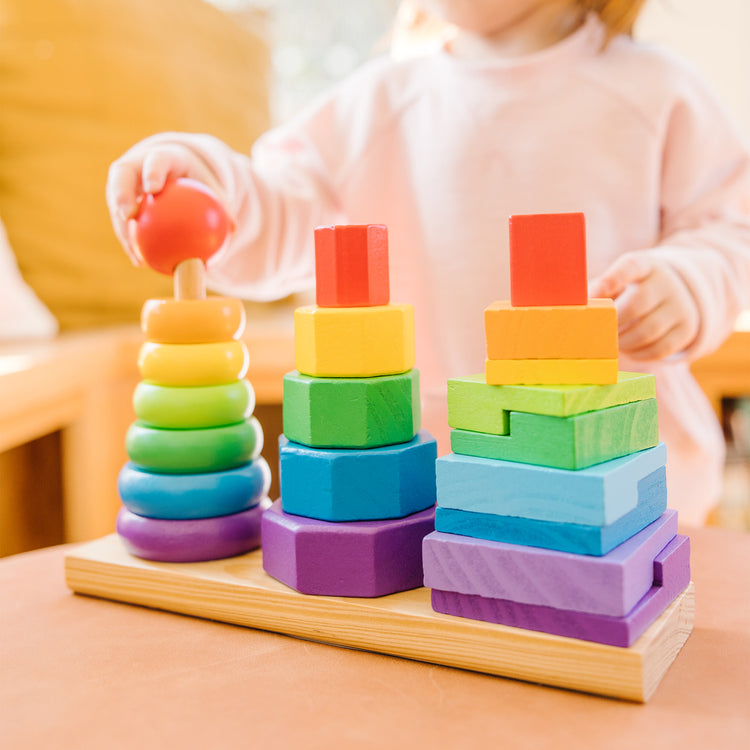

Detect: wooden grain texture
294,304,414,377
447,372,655,434
431,535,691,647
435,443,667,526
450,398,659,469
64,534,695,702
282,369,420,448
484,299,617,360
434,466,667,555
422,510,678,616
509,212,588,306
485,357,619,386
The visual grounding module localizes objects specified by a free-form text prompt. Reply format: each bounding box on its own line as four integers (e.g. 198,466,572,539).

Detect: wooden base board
64,534,694,703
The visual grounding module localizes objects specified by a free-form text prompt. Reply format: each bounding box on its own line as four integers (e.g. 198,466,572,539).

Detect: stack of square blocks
423,213,692,647
262,225,438,596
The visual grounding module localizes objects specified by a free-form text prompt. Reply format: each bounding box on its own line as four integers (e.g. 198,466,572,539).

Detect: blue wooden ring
126,416,263,474
133,380,255,429
116,501,267,562
118,457,271,519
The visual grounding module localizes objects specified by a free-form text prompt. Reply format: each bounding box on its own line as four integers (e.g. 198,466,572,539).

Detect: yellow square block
484,299,618,360
295,304,414,377
485,357,619,385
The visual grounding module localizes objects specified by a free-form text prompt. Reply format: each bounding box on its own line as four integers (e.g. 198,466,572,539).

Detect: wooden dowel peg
174,258,206,300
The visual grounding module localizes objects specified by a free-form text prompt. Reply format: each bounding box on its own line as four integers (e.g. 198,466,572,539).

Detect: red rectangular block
315,224,390,307
509,213,587,306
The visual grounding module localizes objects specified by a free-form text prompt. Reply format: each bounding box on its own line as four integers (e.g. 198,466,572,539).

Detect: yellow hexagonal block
294,304,414,377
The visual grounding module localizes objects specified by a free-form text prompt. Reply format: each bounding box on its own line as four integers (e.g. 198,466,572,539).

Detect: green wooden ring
126,417,263,474
133,380,255,429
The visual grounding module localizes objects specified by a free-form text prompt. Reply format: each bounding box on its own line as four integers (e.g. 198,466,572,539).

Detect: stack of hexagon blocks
116,295,270,561
262,225,438,596
422,213,691,647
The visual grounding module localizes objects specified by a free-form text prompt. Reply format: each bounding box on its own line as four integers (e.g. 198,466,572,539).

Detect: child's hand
106,143,219,265
589,251,699,360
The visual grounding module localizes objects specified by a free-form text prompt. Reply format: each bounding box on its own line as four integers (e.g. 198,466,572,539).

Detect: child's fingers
619,316,691,360
140,147,193,194
105,160,143,264
588,252,654,299
613,275,664,333
618,301,675,352
106,158,142,224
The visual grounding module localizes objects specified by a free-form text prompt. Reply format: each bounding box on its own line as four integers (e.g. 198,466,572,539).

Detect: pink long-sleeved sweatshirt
150,14,750,524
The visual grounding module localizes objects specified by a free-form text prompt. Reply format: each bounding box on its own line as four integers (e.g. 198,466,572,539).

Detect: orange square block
509,213,587,306
315,224,390,307
484,299,618,360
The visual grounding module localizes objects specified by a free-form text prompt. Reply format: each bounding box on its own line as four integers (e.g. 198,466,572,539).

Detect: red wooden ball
134,178,230,276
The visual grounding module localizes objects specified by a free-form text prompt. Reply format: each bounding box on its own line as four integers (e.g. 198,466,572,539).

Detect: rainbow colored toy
422,212,691,647
115,178,270,562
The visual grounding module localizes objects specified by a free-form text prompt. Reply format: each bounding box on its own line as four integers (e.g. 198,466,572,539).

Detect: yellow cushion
0,0,269,330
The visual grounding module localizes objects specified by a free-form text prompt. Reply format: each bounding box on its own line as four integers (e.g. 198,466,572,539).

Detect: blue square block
436,443,667,526
435,466,667,555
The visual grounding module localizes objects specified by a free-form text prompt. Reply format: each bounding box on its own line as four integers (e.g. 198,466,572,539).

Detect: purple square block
430,534,690,647
423,510,678,616
261,499,435,597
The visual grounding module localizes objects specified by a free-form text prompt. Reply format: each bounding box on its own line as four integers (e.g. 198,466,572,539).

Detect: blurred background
0,0,748,559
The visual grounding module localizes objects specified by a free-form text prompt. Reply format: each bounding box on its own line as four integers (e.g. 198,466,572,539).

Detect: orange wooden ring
141,297,246,344
138,340,250,386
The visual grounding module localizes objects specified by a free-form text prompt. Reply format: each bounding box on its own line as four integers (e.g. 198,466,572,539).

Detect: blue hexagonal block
279,430,437,522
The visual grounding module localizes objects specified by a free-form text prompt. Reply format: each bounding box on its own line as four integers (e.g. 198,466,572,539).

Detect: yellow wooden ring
138,340,249,386
141,297,246,343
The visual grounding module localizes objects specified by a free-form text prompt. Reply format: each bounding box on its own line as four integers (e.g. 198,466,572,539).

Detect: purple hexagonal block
261,499,435,597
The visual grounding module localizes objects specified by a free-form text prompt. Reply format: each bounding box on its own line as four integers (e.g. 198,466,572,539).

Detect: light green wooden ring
133,380,255,429
126,417,263,474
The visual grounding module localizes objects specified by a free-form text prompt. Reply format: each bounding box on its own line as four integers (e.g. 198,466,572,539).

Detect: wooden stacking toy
262,224,438,596
423,212,693,648
65,211,693,703
116,178,270,562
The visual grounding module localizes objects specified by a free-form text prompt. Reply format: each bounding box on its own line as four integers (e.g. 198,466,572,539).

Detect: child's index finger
589,254,653,299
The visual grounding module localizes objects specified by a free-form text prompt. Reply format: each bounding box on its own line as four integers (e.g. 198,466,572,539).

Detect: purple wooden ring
117,501,267,562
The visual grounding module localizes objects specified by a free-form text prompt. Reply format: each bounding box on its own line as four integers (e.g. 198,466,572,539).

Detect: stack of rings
116,296,270,562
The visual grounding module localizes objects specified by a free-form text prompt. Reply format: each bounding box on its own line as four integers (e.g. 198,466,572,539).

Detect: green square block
447,371,656,435
283,369,420,449
450,398,659,470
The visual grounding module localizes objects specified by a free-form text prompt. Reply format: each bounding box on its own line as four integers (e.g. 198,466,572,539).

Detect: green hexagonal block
282,369,421,448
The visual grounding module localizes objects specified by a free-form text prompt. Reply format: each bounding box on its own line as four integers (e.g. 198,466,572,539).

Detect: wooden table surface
1,524,748,749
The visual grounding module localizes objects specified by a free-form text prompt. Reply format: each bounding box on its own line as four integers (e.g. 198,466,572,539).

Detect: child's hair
578,0,650,39
391,1,651,59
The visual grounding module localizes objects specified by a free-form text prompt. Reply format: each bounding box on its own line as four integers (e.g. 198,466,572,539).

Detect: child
106,0,750,525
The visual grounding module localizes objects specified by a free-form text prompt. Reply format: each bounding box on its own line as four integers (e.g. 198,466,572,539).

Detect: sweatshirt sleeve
137,57,398,301
649,63,750,360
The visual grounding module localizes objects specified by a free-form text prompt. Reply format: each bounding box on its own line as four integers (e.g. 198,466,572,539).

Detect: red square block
315,224,390,307
509,213,587,306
